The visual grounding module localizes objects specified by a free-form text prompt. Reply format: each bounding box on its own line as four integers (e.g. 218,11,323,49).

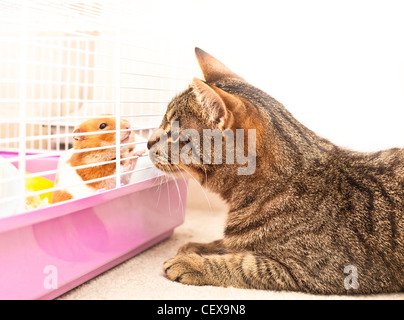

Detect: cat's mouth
151,161,186,178
155,163,183,173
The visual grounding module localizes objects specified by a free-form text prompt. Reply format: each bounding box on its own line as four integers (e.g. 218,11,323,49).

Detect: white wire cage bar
0,0,195,217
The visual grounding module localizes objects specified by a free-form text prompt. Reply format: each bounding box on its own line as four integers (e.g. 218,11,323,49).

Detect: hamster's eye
99,123,107,130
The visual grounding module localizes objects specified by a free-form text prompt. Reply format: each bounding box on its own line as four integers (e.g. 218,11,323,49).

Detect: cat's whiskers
173,164,188,218
150,154,165,202
167,164,184,213
176,164,213,215
155,174,164,208
153,163,167,208
161,163,172,216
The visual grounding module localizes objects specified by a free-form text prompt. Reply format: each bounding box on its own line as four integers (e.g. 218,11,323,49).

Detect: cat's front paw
163,253,206,286
177,239,226,255
177,242,207,254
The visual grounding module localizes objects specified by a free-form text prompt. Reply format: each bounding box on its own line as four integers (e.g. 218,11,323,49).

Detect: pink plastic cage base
0,151,187,300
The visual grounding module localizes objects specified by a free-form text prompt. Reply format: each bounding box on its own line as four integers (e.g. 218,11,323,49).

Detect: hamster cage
0,0,192,299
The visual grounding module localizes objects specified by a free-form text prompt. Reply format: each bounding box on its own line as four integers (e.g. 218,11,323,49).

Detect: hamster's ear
192,77,241,130
73,127,84,141
195,47,244,83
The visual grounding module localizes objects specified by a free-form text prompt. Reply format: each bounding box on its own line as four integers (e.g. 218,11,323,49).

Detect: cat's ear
195,47,244,83
192,77,240,130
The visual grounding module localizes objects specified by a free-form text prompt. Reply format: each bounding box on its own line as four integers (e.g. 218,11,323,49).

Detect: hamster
51,117,146,204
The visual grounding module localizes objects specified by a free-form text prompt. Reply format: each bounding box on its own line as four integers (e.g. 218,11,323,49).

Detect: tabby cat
147,48,403,294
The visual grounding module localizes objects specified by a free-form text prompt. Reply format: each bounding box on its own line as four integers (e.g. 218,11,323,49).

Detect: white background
137,0,404,152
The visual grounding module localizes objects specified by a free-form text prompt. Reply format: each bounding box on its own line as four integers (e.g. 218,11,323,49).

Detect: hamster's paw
134,149,146,157
121,158,135,172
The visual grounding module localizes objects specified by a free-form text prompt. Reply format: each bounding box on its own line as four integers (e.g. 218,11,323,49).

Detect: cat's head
147,48,263,187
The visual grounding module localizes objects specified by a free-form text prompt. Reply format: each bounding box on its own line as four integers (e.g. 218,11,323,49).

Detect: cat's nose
147,135,160,150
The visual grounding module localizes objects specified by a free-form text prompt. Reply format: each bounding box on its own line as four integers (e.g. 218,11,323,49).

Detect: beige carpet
58,181,403,300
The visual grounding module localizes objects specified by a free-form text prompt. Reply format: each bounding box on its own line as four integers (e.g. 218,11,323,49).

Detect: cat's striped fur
148,48,403,294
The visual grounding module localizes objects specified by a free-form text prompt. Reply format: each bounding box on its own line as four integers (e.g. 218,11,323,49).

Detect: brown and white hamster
52,117,146,204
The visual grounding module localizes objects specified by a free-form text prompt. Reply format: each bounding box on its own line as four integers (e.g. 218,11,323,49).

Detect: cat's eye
99,123,107,129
